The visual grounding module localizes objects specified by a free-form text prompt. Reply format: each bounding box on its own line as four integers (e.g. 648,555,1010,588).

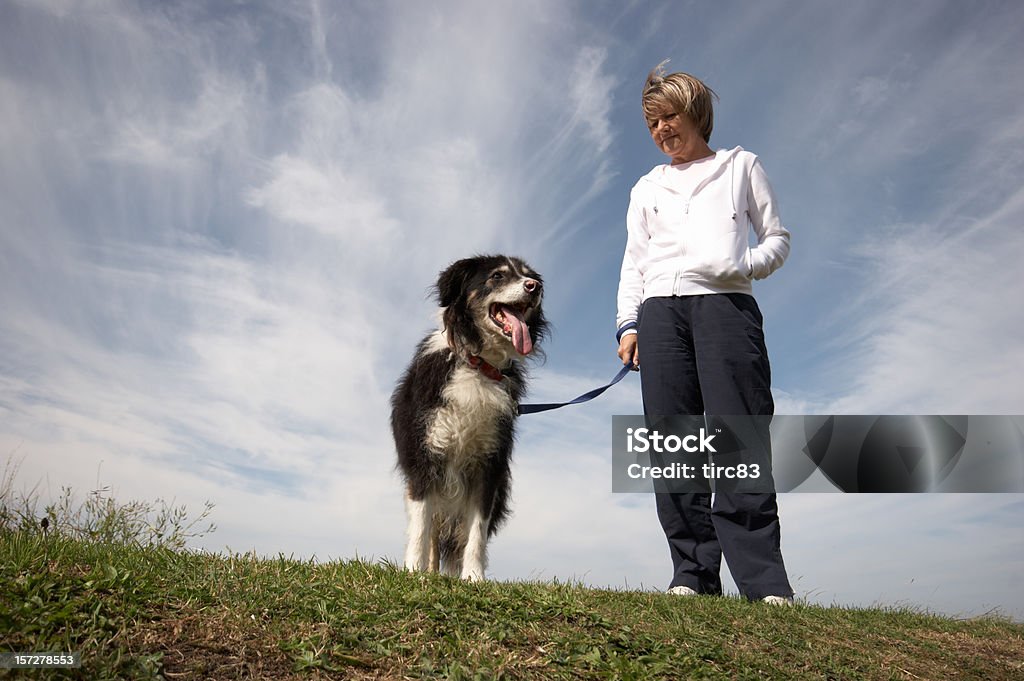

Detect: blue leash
518,364,635,415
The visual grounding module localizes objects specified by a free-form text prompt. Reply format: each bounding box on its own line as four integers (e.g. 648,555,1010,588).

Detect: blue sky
2,0,1022,620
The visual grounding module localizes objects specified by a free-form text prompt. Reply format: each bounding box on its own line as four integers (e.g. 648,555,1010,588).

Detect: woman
616,62,794,604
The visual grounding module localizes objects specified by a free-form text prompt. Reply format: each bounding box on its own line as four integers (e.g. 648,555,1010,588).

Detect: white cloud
104,72,255,170
569,47,616,154
1,0,623,555
826,174,1024,415
246,153,400,242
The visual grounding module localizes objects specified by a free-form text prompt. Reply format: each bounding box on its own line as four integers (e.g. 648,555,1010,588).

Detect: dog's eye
490,272,504,281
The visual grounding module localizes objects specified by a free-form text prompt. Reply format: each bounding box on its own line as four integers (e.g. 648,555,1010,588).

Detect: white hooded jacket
615,146,790,335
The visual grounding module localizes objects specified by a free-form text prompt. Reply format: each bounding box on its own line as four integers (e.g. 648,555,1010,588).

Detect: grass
1,467,1022,679
4,531,1024,679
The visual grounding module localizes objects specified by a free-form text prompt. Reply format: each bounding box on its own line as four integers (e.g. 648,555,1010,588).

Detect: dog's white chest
425,365,514,462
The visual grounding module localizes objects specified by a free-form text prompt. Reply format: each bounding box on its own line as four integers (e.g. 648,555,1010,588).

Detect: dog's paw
461,567,486,582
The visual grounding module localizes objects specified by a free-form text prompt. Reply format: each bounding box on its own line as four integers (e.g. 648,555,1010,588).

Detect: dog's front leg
404,491,433,572
428,523,440,572
461,505,489,582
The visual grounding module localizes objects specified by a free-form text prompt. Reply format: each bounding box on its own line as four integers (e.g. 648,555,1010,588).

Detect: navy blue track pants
637,293,793,600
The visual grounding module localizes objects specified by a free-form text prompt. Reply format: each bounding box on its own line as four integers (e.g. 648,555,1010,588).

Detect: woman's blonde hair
641,60,718,142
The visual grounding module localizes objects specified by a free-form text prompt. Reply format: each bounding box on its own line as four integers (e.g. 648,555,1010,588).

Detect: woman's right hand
617,334,639,371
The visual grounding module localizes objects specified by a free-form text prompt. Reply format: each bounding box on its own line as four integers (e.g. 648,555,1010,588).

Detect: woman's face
647,103,704,164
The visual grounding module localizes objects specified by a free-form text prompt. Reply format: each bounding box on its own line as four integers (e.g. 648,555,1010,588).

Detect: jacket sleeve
616,186,648,337
746,158,791,280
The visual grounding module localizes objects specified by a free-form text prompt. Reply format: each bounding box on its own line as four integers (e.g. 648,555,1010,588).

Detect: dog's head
435,255,548,361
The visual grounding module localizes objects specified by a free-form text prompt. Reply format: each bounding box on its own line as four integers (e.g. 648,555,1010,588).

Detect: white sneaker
761,595,793,606
667,585,698,596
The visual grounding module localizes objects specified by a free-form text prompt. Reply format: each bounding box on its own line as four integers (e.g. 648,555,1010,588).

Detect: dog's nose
524,279,540,293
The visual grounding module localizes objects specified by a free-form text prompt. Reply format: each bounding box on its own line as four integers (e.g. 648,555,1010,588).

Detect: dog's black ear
436,258,474,307
435,257,484,353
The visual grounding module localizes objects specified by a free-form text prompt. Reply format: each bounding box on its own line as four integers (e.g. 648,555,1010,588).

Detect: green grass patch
2,528,1022,679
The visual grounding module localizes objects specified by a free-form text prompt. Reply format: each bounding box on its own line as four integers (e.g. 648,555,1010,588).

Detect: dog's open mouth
489,303,533,355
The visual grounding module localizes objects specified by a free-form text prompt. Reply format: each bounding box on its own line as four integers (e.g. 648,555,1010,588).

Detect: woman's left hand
617,334,639,371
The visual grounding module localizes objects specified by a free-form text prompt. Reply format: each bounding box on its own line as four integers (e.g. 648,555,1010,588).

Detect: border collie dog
391,255,548,581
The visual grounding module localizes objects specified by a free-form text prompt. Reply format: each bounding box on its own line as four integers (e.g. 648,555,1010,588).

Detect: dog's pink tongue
501,305,532,355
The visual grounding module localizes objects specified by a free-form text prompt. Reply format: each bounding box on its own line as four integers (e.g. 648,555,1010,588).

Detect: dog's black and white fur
391,255,548,581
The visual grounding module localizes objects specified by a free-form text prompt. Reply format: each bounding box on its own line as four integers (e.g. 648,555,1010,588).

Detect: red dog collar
467,355,504,382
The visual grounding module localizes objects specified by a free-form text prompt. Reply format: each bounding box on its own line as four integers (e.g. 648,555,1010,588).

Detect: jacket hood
638,146,745,193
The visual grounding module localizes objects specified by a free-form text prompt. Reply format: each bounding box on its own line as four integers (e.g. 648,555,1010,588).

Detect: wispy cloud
803,6,1024,413
828,188,1024,414
103,71,255,170
246,151,401,243
0,0,625,564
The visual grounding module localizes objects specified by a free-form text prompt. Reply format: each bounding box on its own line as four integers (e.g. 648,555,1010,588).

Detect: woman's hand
617,334,639,371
